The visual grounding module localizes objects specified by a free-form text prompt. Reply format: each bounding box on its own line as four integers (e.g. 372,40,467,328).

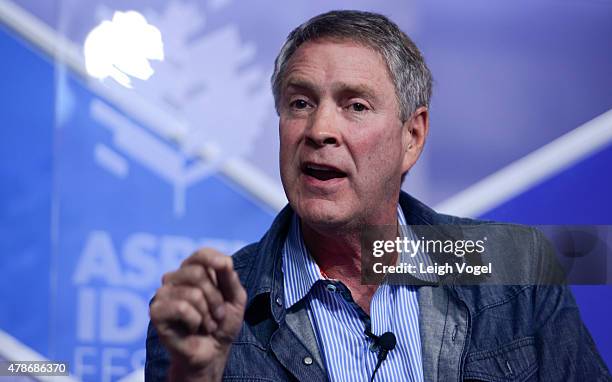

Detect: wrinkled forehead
281,37,394,93
287,36,389,72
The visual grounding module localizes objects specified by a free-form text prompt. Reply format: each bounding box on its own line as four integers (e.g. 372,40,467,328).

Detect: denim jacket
146,192,611,381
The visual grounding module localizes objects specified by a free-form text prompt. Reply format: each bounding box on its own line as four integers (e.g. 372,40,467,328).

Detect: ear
401,106,429,174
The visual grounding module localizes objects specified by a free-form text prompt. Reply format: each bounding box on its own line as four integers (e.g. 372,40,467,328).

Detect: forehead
283,38,394,94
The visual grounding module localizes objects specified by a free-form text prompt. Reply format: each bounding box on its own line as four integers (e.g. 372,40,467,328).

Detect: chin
294,197,353,229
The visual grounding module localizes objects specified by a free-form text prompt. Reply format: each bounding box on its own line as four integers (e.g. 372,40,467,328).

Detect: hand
150,248,247,381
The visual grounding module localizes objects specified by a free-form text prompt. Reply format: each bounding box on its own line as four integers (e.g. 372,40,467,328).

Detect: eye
290,99,310,109
349,102,368,112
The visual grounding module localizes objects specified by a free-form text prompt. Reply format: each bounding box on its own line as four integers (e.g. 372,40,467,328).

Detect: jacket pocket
463,337,538,382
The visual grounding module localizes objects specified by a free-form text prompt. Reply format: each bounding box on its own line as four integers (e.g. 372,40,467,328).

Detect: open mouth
301,162,348,181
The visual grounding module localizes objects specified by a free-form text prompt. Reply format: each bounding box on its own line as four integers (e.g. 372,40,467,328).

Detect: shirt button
303,356,313,365
326,284,337,292
275,296,283,306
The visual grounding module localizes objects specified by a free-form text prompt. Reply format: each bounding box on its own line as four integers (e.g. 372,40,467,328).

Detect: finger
216,258,246,306
164,265,225,324
150,297,202,336
200,272,226,321
183,247,230,271
162,266,226,321
162,264,208,286
156,285,218,333
206,267,218,287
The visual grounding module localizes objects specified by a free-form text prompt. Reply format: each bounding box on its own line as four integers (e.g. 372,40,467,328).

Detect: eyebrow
284,78,319,96
332,82,380,103
284,78,380,104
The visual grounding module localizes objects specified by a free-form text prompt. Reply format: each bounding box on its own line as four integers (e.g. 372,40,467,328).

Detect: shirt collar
282,204,420,309
282,213,324,308
246,192,448,313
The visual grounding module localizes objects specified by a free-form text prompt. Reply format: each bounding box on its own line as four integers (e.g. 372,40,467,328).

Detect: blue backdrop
1,1,610,380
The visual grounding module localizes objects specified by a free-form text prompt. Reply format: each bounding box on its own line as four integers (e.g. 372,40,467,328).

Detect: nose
305,105,341,147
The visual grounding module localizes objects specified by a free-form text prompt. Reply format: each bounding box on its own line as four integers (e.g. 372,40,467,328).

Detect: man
146,10,611,381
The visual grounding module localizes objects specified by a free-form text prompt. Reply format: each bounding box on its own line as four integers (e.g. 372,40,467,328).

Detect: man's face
278,39,415,230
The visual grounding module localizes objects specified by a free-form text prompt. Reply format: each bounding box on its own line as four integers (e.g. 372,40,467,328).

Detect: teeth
307,164,333,171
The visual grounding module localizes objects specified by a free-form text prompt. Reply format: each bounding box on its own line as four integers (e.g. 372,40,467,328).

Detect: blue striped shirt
282,205,424,382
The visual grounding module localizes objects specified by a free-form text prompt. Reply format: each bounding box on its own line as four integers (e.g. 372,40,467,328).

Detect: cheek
279,119,302,146
351,126,403,176
279,122,301,172
279,143,292,176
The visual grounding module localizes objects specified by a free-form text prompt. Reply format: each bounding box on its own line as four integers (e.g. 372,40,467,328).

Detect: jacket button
275,296,283,306
303,356,313,365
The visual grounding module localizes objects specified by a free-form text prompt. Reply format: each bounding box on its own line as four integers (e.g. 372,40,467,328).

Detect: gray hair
271,10,433,122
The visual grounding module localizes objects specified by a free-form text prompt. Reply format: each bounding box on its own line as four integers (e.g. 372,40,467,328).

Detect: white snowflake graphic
90,1,273,216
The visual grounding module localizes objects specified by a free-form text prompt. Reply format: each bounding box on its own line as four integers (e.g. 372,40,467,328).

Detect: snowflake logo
89,1,272,216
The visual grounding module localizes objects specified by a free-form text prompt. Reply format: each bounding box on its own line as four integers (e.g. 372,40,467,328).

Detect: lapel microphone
369,331,397,382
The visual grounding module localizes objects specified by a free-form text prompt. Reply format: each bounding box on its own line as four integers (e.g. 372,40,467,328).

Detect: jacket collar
244,192,448,315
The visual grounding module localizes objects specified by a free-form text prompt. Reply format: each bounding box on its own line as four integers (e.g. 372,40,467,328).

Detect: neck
299,204,399,313
301,223,363,279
